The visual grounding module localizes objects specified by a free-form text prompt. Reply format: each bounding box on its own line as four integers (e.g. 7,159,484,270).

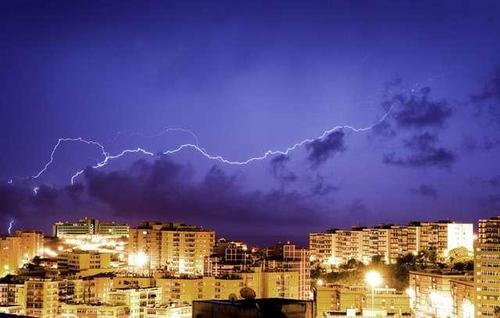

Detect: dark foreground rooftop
192,298,314,318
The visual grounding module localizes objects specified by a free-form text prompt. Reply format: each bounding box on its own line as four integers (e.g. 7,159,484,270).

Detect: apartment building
25,280,59,318
0,231,43,276
315,284,411,318
128,222,215,275
408,270,470,318
59,303,130,318
474,216,500,318
156,267,300,305
53,218,129,238
450,278,474,318
265,243,311,300
58,250,111,272
310,221,473,265
108,287,162,318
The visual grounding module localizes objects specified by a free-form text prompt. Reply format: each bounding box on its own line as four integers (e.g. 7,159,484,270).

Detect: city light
129,251,149,268
428,291,453,318
365,270,383,288
365,270,383,314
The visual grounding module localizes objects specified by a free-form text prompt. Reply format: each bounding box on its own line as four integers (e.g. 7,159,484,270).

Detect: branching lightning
29,101,398,185
7,219,14,234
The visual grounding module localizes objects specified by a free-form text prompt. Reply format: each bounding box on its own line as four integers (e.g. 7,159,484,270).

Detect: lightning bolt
7,219,14,234
53,101,397,184
20,77,439,185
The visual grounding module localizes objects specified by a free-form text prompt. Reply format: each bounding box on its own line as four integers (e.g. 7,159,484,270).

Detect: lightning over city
0,2,499,317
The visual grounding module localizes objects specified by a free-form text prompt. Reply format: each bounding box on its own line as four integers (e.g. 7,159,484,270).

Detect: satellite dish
240,287,256,300
228,293,238,302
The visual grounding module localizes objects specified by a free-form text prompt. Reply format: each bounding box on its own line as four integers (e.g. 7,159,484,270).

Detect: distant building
128,222,215,275
53,217,129,238
57,250,111,272
474,215,500,318
192,298,314,318
310,220,473,265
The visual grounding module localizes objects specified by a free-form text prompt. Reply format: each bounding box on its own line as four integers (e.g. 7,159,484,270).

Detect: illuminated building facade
0,231,43,276
450,279,474,318
408,270,470,318
128,222,215,275
53,217,129,238
108,287,162,318
0,279,25,309
310,221,473,265
156,267,301,305
474,216,500,318
315,284,411,318
59,303,130,318
58,250,111,272
25,280,59,318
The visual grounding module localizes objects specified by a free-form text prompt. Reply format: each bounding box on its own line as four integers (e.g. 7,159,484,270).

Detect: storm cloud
305,130,346,168
269,154,297,184
383,132,456,168
410,184,438,199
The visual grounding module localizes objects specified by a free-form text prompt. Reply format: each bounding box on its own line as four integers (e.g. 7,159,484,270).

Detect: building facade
310,221,473,265
474,216,500,318
128,222,215,275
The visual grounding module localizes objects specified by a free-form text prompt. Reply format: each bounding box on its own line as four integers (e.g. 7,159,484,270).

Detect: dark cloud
311,174,338,196
375,85,452,137
0,182,97,233
345,199,369,215
483,175,500,188
84,158,327,239
305,130,346,168
1,158,332,243
393,87,452,128
471,66,500,103
410,184,438,199
383,132,456,168
269,155,297,184
461,136,499,153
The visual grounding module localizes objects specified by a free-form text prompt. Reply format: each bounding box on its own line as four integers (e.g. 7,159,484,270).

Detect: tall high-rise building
474,216,500,318
128,222,215,275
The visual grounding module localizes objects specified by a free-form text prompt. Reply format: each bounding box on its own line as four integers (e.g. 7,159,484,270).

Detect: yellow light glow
325,256,337,266
129,251,148,267
365,270,382,288
316,279,324,287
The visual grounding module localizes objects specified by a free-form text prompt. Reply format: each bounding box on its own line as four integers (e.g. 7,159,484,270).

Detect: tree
371,255,384,265
447,247,472,265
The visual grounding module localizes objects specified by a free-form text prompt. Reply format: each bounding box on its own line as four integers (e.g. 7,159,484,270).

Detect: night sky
1,1,500,245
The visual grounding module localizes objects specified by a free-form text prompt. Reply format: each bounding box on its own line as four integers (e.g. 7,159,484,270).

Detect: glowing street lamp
365,270,383,314
129,251,149,269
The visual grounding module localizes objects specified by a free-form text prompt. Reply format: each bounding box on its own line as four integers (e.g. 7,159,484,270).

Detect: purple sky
1,0,500,245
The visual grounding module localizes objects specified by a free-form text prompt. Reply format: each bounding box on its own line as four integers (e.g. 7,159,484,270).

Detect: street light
365,270,383,315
